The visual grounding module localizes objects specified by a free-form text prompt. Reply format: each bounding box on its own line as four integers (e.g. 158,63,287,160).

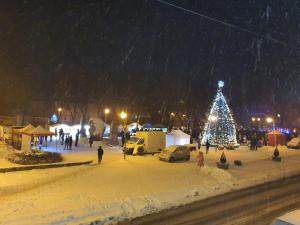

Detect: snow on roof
24,125,54,136
14,124,35,133
267,130,284,135
169,129,190,137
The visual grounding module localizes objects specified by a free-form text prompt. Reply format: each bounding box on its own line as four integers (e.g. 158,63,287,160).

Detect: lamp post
120,111,127,126
57,107,62,123
169,112,175,130
266,117,276,146
104,108,110,123
251,117,261,130
120,111,128,160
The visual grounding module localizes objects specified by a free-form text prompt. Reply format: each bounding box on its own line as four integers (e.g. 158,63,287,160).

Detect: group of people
250,134,260,150
57,128,80,150
55,127,104,164
64,135,73,150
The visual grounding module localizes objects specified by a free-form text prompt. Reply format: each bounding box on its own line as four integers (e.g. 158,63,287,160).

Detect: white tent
89,117,108,136
25,125,54,136
166,129,191,147
127,122,142,132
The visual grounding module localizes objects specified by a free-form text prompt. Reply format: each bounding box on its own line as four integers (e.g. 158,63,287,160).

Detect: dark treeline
0,0,299,126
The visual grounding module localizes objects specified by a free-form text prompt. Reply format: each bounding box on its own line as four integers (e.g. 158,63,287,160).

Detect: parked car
159,145,190,162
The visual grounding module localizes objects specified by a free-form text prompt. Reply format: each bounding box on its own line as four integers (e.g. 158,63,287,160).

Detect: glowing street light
266,117,274,124
277,113,281,118
57,107,63,122
257,118,261,121
170,112,175,117
252,117,256,122
266,117,277,146
104,108,110,114
104,108,110,122
120,111,127,120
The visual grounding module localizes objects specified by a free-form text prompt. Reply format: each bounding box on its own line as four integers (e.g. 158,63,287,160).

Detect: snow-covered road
1,143,300,225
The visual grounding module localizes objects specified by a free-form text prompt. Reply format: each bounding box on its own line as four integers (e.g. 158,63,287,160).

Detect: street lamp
120,111,127,125
104,108,110,122
104,108,110,115
266,117,273,124
57,107,62,122
266,117,276,146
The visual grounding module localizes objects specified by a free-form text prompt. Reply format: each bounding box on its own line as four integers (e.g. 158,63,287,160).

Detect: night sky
0,0,299,126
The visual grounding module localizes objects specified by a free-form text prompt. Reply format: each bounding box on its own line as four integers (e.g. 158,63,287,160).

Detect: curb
0,160,93,173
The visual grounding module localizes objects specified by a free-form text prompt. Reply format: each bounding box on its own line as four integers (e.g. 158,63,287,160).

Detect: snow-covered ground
1,142,300,225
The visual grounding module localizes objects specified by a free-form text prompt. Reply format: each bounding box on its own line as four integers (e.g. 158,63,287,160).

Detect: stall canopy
24,125,54,136
14,124,35,134
166,129,191,147
267,130,286,146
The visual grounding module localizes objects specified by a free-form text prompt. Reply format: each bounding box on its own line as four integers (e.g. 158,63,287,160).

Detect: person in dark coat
121,133,126,147
69,135,73,150
97,145,104,164
75,131,79,147
206,140,210,154
198,139,201,150
89,136,93,148
64,136,69,150
125,131,130,141
61,133,65,145
59,128,63,144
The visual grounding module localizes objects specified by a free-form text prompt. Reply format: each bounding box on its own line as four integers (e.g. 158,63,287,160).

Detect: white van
124,131,166,155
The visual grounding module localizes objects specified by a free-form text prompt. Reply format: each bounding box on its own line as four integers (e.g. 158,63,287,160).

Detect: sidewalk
0,160,93,173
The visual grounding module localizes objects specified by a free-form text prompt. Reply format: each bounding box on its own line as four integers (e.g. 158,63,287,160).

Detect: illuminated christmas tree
201,81,238,146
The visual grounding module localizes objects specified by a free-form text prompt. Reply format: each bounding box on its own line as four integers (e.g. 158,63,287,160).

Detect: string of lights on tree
201,81,238,146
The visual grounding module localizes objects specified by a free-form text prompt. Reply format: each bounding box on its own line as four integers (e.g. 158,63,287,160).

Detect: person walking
121,133,126,147
197,151,204,167
205,140,210,154
125,131,130,142
198,139,201,150
89,136,93,148
97,145,104,164
61,133,65,145
75,131,79,147
64,136,69,150
59,128,63,144
69,135,73,150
